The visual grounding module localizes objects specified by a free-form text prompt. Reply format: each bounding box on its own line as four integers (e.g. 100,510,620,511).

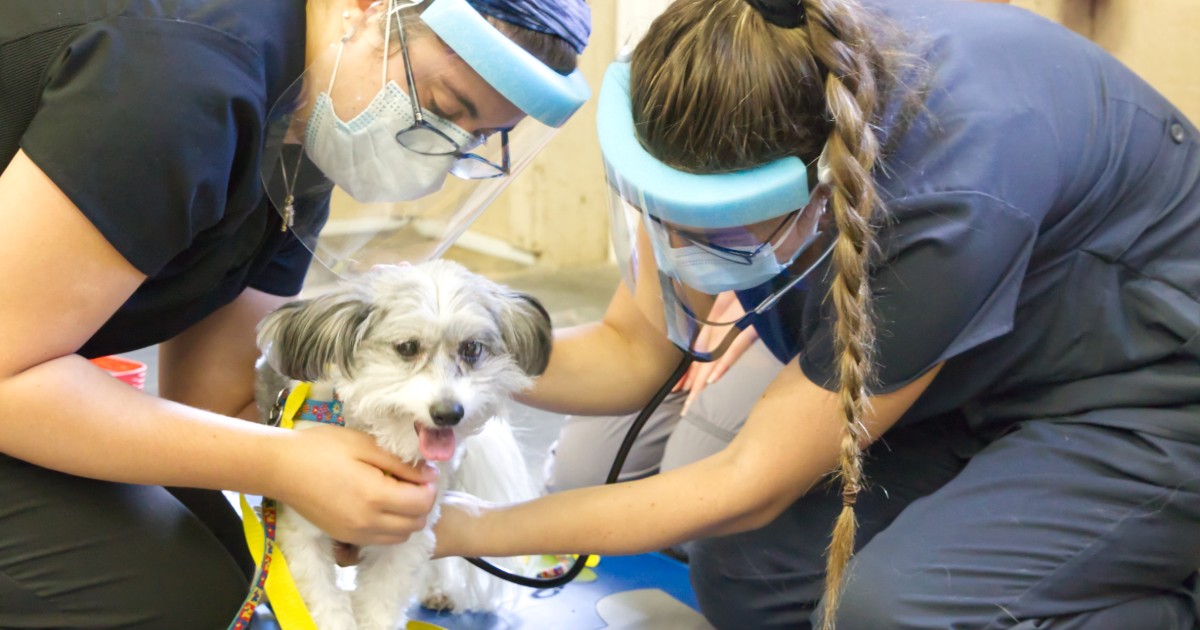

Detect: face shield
599,62,835,360
262,0,590,276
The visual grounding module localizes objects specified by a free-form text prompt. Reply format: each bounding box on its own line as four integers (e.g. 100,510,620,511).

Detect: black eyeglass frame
392,13,510,179
649,208,807,266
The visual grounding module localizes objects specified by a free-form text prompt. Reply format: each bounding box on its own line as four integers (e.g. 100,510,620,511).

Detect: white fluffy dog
255,261,551,630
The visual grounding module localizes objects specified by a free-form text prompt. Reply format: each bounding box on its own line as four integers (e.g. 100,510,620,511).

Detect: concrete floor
119,263,623,484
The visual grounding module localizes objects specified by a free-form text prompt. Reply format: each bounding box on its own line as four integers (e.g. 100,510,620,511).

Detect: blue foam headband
422,0,591,128
596,62,811,229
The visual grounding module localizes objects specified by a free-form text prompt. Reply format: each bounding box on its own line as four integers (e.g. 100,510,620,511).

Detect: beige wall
440,2,618,273
1013,0,1200,124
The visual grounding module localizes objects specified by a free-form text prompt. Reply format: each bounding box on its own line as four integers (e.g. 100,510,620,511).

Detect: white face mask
304,37,475,203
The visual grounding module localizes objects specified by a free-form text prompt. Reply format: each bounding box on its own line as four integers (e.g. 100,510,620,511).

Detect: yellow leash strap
277,382,310,430
230,384,317,630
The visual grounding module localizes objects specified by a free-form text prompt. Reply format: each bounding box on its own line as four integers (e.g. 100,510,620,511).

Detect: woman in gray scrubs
435,1,1200,628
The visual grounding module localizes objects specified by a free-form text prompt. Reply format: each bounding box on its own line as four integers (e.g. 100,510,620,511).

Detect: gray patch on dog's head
256,288,378,381
495,291,552,377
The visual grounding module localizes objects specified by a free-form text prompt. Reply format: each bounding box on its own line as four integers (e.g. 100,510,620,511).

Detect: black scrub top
744,0,1200,443
0,0,331,358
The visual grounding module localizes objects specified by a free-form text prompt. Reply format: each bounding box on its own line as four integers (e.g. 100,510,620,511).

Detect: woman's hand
430,491,495,559
681,325,760,415
677,292,756,414
267,425,440,546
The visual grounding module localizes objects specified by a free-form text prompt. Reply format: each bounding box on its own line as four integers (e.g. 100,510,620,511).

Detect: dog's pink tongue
417,425,456,462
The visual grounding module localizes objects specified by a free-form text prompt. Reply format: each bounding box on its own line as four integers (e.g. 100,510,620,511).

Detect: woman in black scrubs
433,1,1200,628
0,0,588,626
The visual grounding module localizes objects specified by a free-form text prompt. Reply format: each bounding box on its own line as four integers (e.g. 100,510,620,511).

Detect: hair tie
743,0,807,29
841,481,861,507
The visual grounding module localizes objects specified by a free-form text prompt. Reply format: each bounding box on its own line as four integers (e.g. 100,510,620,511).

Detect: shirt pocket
1047,250,1198,380
1085,103,1195,263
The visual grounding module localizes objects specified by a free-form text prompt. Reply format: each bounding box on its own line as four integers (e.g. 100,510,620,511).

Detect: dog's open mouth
415,423,456,462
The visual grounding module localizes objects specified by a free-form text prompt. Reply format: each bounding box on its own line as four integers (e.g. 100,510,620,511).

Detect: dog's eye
459,341,484,364
396,340,421,359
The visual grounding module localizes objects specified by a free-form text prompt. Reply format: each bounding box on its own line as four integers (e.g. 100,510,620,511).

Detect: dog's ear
496,291,553,377
256,291,376,381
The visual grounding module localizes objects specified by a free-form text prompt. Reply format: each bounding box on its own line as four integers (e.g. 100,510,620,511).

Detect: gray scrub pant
693,419,1200,629
0,454,252,628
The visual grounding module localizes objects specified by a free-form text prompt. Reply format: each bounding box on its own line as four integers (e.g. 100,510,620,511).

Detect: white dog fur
255,260,552,630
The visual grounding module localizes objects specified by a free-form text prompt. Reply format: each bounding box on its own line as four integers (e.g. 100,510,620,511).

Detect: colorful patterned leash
227,384,318,630
229,497,280,630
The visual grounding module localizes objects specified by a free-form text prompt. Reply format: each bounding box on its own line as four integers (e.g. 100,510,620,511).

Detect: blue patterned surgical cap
466,0,592,55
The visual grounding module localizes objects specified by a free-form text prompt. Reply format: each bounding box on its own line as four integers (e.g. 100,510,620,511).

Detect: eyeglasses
393,13,510,180
655,209,807,266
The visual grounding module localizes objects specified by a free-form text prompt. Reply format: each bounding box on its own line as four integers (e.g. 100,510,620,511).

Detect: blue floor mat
250,553,709,630
409,553,706,629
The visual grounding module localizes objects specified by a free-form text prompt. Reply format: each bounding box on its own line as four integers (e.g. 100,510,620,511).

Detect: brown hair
631,0,918,626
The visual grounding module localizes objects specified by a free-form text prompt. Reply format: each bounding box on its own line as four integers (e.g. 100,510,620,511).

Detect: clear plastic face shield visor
598,62,835,360
261,0,590,276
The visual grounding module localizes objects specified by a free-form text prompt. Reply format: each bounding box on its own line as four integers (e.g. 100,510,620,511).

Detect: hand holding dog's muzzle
268,424,441,546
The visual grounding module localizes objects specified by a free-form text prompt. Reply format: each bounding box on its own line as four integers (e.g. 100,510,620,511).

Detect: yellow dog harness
229,383,318,630
226,385,471,630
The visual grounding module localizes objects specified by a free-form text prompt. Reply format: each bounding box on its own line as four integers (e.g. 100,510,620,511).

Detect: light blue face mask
642,143,831,296
659,216,818,294
646,194,826,294
599,60,838,356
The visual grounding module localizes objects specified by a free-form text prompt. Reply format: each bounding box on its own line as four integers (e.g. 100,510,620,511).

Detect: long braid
805,1,883,626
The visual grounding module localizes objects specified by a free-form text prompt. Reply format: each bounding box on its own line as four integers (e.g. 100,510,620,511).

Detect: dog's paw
420,590,458,613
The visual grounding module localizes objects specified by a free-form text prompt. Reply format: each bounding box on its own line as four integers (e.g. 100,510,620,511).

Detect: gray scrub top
747,0,1200,443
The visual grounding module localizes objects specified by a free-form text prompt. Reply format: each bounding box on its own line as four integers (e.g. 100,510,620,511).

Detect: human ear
342,0,382,25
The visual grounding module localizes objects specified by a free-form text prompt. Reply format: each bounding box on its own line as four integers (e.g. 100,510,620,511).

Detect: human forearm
0,354,285,495
441,448,808,558
0,153,440,547
442,373,846,558
519,320,680,416
440,361,942,559
521,279,683,415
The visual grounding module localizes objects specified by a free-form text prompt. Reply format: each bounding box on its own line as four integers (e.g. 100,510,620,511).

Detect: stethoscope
462,229,835,588
463,354,694,588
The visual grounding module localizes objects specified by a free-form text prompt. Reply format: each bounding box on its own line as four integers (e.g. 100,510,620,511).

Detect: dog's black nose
430,401,465,427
